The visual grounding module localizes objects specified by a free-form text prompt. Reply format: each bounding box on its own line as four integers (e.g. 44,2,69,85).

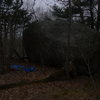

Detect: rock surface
23,18,100,75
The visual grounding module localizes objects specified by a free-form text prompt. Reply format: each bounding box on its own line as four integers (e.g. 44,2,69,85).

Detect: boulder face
23,19,100,75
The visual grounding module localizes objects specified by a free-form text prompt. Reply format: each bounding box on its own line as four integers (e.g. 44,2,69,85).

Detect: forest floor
0,62,100,100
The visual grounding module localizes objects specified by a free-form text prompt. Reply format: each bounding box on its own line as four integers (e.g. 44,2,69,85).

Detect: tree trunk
78,0,84,24
89,0,95,29
0,27,4,66
64,0,72,79
9,25,15,59
0,15,5,66
96,0,100,32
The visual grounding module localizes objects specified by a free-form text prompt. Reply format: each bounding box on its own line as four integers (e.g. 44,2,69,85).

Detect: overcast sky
23,0,62,11
23,0,62,19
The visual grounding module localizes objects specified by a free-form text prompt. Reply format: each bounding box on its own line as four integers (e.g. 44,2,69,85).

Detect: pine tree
0,0,31,65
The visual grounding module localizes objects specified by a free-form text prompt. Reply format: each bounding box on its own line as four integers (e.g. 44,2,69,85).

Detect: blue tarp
9,65,37,72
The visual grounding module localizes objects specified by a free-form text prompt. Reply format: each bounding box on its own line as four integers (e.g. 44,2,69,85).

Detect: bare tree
89,0,95,29
64,0,75,79
96,0,100,31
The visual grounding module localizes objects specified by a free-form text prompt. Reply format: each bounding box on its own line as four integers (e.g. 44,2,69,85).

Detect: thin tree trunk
96,0,100,32
67,0,72,65
9,25,15,59
64,0,72,79
0,25,4,66
78,0,84,23
89,0,95,29
0,14,5,66
4,23,8,58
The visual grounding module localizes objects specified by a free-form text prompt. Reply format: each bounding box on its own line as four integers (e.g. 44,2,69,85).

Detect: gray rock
23,18,100,75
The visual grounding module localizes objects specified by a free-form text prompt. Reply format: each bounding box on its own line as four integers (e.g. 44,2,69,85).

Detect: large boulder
23,19,100,75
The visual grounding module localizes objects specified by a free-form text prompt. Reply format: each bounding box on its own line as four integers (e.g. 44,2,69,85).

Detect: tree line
0,0,33,65
53,0,100,32
0,0,100,66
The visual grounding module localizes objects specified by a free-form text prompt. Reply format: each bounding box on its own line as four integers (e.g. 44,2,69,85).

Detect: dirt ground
0,63,100,100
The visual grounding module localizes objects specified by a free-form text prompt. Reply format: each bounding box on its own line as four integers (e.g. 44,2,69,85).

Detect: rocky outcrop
23,19,100,75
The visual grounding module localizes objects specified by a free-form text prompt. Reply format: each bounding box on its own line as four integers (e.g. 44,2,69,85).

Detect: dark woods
0,0,100,77
0,1,100,99
53,0,100,31
0,0,31,65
